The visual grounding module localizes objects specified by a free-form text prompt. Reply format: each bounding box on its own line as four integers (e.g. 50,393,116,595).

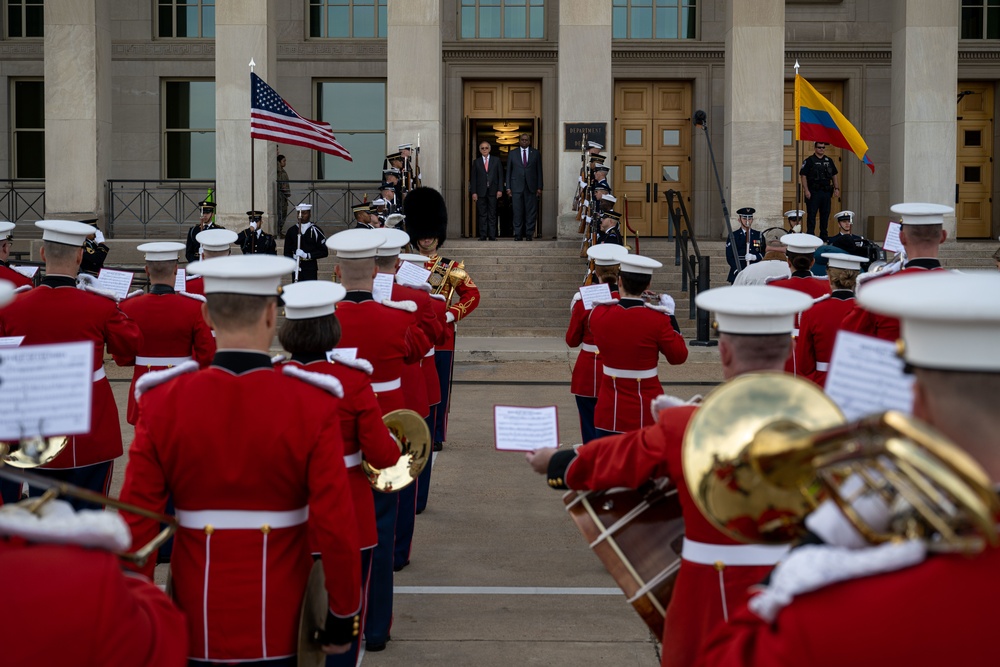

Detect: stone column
891,0,958,238
723,0,785,229
557,1,612,239
43,0,112,223
387,2,441,190
215,0,277,231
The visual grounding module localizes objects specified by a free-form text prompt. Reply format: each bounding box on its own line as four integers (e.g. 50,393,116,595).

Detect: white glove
250,221,258,231
658,294,676,315
745,251,754,263
295,249,309,260
93,229,105,244
445,311,456,324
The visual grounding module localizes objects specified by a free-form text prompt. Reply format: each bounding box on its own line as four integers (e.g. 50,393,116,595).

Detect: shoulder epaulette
13,284,31,294
591,298,619,308
813,294,832,304
281,364,344,398
763,275,784,285
124,289,144,300
135,360,199,401
332,356,374,375
650,393,702,420
570,292,582,311
270,354,286,365
429,293,447,302
178,290,207,302
397,279,432,293
643,302,673,315
381,298,417,313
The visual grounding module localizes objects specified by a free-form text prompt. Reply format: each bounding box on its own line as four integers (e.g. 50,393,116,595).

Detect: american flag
250,72,352,162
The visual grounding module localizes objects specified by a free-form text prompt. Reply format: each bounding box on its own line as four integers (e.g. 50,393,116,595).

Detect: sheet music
11,265,38,278
883,221,903,254
494,405,559,452
0,341,94,439
97,268,134,300
397,261,432,287
327,347,358,363
579,283,613,311
174,268,187,291
0,336,24,347
372,272,395,304
825,331,914,421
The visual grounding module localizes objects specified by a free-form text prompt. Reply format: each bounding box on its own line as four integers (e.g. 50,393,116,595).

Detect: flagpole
793,60,802,221
249,58,257,225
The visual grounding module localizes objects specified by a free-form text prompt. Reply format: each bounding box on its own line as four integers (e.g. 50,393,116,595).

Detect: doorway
956,82,994,238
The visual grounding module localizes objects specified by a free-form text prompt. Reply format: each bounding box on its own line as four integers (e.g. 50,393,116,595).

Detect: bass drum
297,559,328,667
563,478,684,641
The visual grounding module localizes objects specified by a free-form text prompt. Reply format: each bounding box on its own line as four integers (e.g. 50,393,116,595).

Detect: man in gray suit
505,133,543,241
470,140,503,241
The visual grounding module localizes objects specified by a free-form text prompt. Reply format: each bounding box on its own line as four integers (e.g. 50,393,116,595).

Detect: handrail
664,189,714,345
0,179,45,227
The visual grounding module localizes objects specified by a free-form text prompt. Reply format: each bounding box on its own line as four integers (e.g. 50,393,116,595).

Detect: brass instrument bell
364,409,431,493
428,258,468,303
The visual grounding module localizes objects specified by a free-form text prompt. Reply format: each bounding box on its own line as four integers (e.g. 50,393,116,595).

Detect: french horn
363,409,431,493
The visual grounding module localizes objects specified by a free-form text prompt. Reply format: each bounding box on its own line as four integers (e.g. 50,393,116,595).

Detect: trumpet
682,373,999,554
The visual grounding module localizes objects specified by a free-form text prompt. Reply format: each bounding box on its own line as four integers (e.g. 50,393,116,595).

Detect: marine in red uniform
766,233,829,375
278,279,402,667
529,285,813,667
184,228,237,296
120,255,361,665
567,244,625,443
115,241,216,425
840,202,950,341
699,270,1000,667
0,221,34,289
589,254,688,436
0,220,142,506
794,252,866,387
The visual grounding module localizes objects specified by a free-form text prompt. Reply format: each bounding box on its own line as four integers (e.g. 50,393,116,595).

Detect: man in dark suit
505,133,543,241
470,141,503,241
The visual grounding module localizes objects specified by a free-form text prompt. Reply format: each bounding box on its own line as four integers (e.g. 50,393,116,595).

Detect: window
11,80,44,179
7,0,43,38
461,0,544,39
309,0,387,38
316,81,385,180
163,81,216,179
612,0,697,40
158,0,215,38
962,0,1000,39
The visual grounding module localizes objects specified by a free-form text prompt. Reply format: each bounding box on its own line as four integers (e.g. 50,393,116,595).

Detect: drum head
297,560,327,667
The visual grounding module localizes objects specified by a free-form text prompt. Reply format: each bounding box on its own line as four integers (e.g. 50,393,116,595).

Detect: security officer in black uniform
185,200,219,263
798,142,840,241
725,207,764,283
282,203,328,282
236,210,277,255
596,210,623,246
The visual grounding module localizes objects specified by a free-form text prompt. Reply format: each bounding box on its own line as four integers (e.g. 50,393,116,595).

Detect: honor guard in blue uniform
236,210,277,255
592,163,611,192
283,203,328,282
828,210,867,257
726,207,764,283
185,200,219,263
352,203,375,229
597,210,624,246
379,183,402,216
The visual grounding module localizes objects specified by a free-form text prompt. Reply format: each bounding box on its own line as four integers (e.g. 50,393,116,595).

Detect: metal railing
107,180,216,239
275,181,382,234
0,179,45,226
663,189,713,345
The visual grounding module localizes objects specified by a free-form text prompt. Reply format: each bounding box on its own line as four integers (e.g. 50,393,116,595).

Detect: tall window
316,81,385,180
163,81,216,179
7,0,43,38
961,0,1000,39
309,0,387,38
11,80,44,178
612,0,697,40
158,0,216,38
460,0,544,39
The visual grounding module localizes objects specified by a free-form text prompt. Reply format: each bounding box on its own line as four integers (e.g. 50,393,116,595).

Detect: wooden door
783,81,844,216
957,82,993,238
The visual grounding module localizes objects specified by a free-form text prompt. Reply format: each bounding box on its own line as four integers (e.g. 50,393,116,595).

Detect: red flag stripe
250,124,352,159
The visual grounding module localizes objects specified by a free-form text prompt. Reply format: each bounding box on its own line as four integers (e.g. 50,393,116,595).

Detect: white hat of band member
696,285,813,335
374,227,411,257
858,270,1000,372
780,233,824,254
586,243,628,266
0,279,14,308
281,280,347,320
296,203,313,212
0,221,14,240
137,241,185,262
399,252,427,265
890,202,954,226
619,254,662,275
784,209,806,220
820,252,867,271
326,228,385,259
835,210,854,222
602,194,618,204
196,228,238,252
35,220,95,247
186,255,295,296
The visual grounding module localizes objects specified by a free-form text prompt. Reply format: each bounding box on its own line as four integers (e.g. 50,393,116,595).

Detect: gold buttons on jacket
204,525,215,535
261,524,272,534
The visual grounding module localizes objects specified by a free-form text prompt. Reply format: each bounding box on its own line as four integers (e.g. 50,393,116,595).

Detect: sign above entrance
564,123,607,152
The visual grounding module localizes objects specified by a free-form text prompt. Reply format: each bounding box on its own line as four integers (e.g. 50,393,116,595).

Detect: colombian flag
795,74,875,174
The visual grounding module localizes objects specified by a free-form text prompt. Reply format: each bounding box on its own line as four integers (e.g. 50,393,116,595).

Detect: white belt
175,507,309,531
136,355,192,367
681,538,789,567
815,361,830,372
343,451,362,468
371,377,402,392
581,343,599,354
602,365,658,380
424,346,436,358
93,367,106,382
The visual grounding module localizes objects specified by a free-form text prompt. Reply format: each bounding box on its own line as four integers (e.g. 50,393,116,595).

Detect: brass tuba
682,373,999,554
363,409,431,493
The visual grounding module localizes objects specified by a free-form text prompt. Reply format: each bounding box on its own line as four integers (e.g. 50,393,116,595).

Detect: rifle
573,132,588,225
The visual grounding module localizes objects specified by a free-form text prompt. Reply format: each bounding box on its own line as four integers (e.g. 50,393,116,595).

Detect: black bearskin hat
404,186,448,250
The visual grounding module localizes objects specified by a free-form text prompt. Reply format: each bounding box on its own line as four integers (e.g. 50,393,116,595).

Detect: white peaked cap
593,163,609,172
196,228,238,252
619,254,662,275
186,255,295,296
374,228,411,257
696,285,813,335
137,241,185,262
296,203,313,212
0,279,14,308
587,243,629,266
602,194,618,204
588,141,604,149
890,202,953,226
398,143,413,150
781,233,824,254
399,253,427,264
371,198,388,207
858,270,1000,372
35,220,95,247
326,228,385,259
835,210,854,221
821,252,867,270
784,210,806,219
281,280,347,320
0,221,14,240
